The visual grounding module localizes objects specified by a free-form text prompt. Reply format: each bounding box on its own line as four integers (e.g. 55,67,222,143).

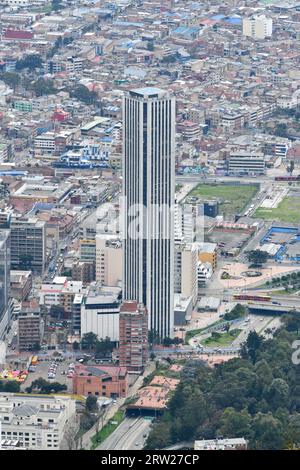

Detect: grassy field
90,411,124,450
254,197,300,223
189,184,259,215
202,329,241,347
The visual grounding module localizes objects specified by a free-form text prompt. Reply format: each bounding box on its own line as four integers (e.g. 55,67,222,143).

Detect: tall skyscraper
123,87,175,340
0,229,11,339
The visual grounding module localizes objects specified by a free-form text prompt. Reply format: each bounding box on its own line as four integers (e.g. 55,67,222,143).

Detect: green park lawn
202,329,241,348
189,184,259,215
254,197,300,224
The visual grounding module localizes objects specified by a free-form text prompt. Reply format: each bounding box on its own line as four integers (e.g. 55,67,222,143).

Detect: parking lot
21,359,74,392
208,228,252,257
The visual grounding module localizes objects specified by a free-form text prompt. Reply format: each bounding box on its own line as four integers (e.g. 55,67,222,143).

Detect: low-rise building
73,365,128,398
0,393,76,450
10,270,32,302
198,242,218,271
194,438,247,450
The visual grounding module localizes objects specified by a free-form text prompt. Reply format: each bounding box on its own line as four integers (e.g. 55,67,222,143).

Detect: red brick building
119,301,148,373
73,365,128,398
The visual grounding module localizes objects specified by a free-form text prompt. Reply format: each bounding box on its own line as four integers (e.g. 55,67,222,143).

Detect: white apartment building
198,261,213,287
40,278,66,308
174,241,198,307
174,203,197,243
227,152,266,175
95,235,122,287
0,393,76,450
243,15,273,39
34,133,56,156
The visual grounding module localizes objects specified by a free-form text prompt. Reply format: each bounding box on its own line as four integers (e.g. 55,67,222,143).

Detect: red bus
233,294,271,302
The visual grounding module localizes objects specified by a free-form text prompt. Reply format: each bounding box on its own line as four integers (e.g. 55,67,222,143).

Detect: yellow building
198,243,217,271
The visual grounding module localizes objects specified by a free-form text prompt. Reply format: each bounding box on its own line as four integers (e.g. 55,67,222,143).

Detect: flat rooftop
129,87,168,99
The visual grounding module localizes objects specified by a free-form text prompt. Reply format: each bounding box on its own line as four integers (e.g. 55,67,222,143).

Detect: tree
252,413,285,450
32,78,57,97
80,410,97,432
16,54,43,71
275,123,288,138
81,332,98,351
282,311,300,334
63,415,79,450
241,331,263,363
26,378,67,394
95,337,114,356
218,407,252,439
86,395,98,413
1,72,20,91
148,329,160,346
4,381,21,393
289,160,295,175
145,420,172,450
247,250,268,267
264,378,290,410
224,303,247,321
71,85,97,105
51,0,63,11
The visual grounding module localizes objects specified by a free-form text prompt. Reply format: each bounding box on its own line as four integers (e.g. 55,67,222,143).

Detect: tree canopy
247,249,268,267
146,324,300,450
16,54,43,71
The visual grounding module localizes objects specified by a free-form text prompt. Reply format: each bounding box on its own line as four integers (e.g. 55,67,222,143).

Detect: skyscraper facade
123,87,175,340
0,229,11,339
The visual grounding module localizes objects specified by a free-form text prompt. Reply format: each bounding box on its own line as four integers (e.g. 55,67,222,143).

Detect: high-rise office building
18,301,44,352
0,229,11,339
119,300,148,373
10,218,46,274
123,87,175,340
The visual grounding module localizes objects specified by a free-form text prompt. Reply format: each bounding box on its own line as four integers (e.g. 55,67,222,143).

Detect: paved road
96,417,152,450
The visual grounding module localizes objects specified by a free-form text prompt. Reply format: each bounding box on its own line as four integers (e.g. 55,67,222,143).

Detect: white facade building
174,241,198,307
0,230,10,340
80,285,121,342
0,393,76,450
243,15,273,39
95,235,122,287
123,87,176,340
